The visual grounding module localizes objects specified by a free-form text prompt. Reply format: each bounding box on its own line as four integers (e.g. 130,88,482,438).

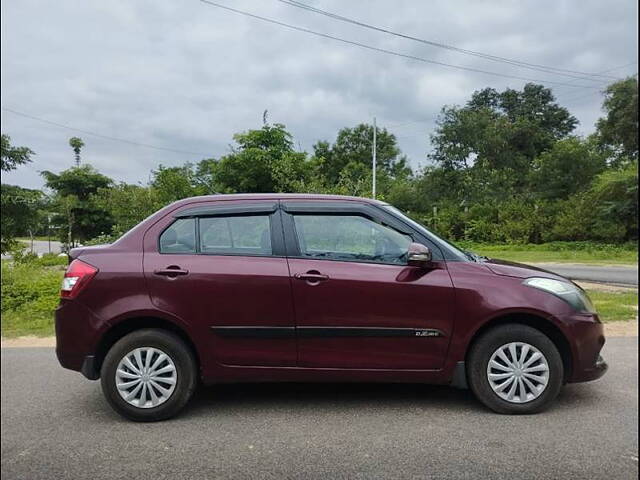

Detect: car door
281,200,455,370
143,200,297,368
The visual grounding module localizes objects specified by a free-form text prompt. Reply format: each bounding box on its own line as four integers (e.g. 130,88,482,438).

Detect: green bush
36,253,69,267
84,233,120,245
1,260,64,337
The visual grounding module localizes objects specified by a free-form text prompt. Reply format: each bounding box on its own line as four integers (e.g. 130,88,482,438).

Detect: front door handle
154,266,189,277
294,271,329,283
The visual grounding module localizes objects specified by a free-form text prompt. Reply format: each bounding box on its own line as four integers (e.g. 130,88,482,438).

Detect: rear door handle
154,266,189,277
294,272,329,282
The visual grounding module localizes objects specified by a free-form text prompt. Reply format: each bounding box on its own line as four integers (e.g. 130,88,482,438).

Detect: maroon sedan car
55,194,607,421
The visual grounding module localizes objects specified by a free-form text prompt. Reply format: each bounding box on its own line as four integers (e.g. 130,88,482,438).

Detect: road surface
531,263,638,286
0,240,64,259
1,338,637,479
20,239,63,256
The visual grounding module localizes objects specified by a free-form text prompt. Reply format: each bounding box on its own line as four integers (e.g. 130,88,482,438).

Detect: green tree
1,134,34,172
552,163,638,242
429,83,577,200
150,164,205,204
1,135,39,252
0,184,44,253
529,137,606,200
194,158,221,194
68,137,85,167
41,165,113,245
595,76,638,165
210,123,311,193
589,162,638,240
312,123,411,186
93,183,162,237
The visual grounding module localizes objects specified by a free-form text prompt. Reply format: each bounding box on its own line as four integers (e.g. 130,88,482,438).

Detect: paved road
531,263,638,286
20,239,63,256
1,338,637,479
0,240,64,259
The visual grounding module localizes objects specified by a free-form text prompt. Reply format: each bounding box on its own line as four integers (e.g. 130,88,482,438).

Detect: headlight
523,277,597,313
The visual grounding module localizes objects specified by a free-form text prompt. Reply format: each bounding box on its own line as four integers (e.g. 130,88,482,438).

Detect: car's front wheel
100,329,197,421
467,324,564,414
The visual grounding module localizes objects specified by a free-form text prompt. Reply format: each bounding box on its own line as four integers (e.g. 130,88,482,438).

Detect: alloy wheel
486,342,549,404
115,347,177,408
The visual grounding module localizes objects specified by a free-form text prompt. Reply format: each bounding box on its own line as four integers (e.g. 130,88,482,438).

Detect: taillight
61,259,98,299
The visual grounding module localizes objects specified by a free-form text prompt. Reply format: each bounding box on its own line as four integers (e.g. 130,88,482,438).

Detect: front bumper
565,313,607,383
569,354,608,383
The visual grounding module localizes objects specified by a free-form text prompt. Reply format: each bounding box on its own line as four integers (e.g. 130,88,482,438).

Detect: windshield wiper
464,250,487,262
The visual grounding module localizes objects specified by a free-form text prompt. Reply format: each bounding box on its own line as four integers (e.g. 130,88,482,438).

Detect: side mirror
407,242,432,268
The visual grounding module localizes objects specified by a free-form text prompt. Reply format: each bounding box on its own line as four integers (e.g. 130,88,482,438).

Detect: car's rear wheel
100,329,197,421
467,324,564,414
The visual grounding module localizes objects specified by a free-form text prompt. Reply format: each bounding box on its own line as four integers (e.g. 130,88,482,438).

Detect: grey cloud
1,0,636,188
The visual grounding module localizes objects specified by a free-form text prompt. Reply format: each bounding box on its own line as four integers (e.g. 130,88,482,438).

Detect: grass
2,307,59,337
585,289,639,323
460,241,638,265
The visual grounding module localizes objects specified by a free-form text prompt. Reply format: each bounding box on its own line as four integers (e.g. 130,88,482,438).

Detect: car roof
171,193,387,206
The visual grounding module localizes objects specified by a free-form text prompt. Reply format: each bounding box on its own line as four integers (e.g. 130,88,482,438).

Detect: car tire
467,324,564,414
100,329,197,422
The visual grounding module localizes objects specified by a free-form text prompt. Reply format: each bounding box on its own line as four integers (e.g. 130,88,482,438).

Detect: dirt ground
1,336,57,348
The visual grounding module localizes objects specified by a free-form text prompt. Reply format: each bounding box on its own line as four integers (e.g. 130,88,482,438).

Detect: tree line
1,77,637,253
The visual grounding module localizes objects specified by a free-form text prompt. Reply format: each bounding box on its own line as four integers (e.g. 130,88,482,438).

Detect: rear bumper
80,355,99,380
55,299,102,378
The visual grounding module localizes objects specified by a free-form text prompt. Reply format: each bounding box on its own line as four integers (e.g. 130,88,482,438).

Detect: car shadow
179,381,484,419
554,382,608,408
84,380,605,423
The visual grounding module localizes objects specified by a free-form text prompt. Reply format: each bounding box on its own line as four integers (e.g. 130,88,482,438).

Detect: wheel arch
91,316,201,380
465,312,573,382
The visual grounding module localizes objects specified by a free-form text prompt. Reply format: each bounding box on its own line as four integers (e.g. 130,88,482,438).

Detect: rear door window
199,215,272,256
159,218,196,254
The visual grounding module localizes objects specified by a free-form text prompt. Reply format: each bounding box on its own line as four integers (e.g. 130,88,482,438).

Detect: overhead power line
199,0,600,90
276,0,619,82
2,108,210,157
553,61,638,94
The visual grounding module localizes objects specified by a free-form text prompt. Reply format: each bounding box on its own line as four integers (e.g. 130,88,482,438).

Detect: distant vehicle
55,194,607,421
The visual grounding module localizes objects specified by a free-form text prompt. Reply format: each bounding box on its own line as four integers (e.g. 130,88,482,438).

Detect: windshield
381,205,470,262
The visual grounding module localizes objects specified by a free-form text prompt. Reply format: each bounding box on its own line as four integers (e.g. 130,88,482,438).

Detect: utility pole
372,116,377,199
47,214,52,254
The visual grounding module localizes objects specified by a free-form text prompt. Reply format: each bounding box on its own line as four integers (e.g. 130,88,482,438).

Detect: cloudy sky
1,0,637,189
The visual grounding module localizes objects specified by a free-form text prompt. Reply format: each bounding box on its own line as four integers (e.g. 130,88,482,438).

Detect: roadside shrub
84,233,120,245
36,253,69,267
464,218,500,243
8,244,39,264
1,260,64,337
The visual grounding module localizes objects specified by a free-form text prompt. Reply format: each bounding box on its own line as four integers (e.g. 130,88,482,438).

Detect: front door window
292,214,411,265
